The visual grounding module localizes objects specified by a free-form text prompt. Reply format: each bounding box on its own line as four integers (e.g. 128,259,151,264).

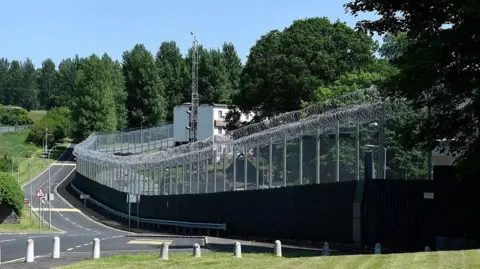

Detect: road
0,144,196,264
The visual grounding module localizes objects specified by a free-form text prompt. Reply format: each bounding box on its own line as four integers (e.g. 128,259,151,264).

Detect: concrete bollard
160,242,169,260
425,246,431,252
193,243,201,258
274,240,282,257
374,243,381,254
92,238,100,259
234,242,242,258
25,239,34,263
322,242,329,256
52,237,60,259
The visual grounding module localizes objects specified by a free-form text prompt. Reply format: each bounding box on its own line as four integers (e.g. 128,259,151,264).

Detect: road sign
35,187,46,198
127,194,139,203
48,193,54,201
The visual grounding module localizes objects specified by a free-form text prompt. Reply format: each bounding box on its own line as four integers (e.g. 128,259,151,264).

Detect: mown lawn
27,110,47,123
57,249,480,269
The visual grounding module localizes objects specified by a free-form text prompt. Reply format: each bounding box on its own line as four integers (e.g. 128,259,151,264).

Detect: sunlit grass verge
56,249,480,269
0,207,58,233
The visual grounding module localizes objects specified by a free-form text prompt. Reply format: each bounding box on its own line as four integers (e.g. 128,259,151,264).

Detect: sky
0,0,378,68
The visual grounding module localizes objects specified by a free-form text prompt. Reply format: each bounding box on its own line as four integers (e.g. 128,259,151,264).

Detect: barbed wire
73,88,401,170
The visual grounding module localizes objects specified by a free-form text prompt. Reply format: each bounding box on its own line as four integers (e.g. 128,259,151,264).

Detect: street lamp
365,144,387,179
46,145,56,230
17,150,33,218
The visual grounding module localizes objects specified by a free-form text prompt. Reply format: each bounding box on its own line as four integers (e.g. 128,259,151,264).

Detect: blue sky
0,0,378,68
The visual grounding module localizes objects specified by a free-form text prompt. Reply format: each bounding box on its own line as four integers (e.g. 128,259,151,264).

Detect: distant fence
0,125,31,133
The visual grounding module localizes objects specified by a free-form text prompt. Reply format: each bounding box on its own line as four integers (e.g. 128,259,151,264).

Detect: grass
56,250,480,269
28,110,47,123
0,207,53,233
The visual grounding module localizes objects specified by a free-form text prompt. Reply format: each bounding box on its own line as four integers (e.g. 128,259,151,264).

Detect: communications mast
187,31,199,143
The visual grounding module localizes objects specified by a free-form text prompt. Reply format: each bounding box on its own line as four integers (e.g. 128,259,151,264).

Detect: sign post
35,187,46,232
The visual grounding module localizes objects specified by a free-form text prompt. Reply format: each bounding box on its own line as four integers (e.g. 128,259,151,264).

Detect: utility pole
188,31,199,143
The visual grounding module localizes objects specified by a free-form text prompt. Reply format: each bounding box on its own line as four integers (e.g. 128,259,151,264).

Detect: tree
71,55,117,140
0,58,9,104
27,107,71,147
0,172,24,216
102,55,127,130
123,44,165,128
155,41,190,121
233,17,377,123
37,59,57,109
56,57,79,108
5,60,23,106
221,43,243,95
345,0,479,175
20,58,39,110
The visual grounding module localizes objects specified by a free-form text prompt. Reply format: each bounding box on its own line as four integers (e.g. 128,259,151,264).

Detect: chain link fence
0,125,31,133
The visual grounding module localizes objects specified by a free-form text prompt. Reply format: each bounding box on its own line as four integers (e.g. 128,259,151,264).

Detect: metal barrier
70,181,227,231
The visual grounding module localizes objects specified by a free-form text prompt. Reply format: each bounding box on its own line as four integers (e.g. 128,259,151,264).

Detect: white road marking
0,239,16,243
66,248,74,251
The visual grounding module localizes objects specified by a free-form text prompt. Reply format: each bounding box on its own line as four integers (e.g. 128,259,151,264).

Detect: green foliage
123,44,165,128
345,0,479,176
0,172,24,216
27,107,71,147
234,17,377,122
155,41,190,122
71,54,118,140
37,59,57,109
0,152,16,173
0,106,33,126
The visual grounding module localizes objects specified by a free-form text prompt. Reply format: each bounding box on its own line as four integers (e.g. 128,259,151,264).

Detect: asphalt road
0,144,197,265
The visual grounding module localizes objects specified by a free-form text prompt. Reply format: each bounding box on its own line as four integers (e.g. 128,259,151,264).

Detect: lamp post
46,145,56,230
18,150,33,218
365,144,387,179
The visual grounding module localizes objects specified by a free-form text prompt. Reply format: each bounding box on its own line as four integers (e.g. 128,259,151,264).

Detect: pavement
0,144,203,268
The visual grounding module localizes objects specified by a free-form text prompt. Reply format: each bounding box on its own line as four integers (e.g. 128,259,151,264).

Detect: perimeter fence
73,87,426,196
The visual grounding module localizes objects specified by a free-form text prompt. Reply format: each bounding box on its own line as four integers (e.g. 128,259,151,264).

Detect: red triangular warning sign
35,188,45,198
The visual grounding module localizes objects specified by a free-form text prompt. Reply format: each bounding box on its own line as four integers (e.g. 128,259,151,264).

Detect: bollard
234,242,242,258
25,239,34,263
322,242,329,256
274,240,282,257
374,243,381,254
52,237,60,259
425,246,431,252
160,242,169,260
92,238,100,259
193,243,201,258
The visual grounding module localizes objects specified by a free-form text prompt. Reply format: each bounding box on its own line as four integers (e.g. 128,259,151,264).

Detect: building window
218,110,223,119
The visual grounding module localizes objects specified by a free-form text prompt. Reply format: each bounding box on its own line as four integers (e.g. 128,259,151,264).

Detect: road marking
66,248,74,251
0,239,16,243
127,239,172,245
52,163,76,166
31,208,80,212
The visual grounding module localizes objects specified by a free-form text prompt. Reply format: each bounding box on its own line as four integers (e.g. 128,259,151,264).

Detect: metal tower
188,31,199,143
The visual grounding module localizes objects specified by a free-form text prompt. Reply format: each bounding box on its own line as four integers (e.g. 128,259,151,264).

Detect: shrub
0,106,33,126
27,107,72,147
0,153,16,173
0,172,24,216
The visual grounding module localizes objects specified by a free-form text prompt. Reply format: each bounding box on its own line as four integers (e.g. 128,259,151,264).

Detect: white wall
173,105,190,143
198,106,213,141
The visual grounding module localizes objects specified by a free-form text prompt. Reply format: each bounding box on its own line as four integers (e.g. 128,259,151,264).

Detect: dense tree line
0,41,242,140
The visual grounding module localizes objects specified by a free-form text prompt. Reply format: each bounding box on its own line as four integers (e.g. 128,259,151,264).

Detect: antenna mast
189,31,199,143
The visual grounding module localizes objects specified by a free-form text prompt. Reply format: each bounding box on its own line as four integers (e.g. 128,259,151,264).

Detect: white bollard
25,239,34,263
374,243,382,254
274,240,282,257
322,242,329,256
234,242,242,258
193,243,201,258
160,242,169,260
52,237,60,259
425,246,431,252
92,238,100,259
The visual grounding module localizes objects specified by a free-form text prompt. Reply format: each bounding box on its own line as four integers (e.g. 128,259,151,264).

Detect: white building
173,103,254,145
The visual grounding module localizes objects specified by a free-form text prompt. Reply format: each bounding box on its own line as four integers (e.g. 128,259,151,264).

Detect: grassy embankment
0,110,65,232
57,250,480,269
